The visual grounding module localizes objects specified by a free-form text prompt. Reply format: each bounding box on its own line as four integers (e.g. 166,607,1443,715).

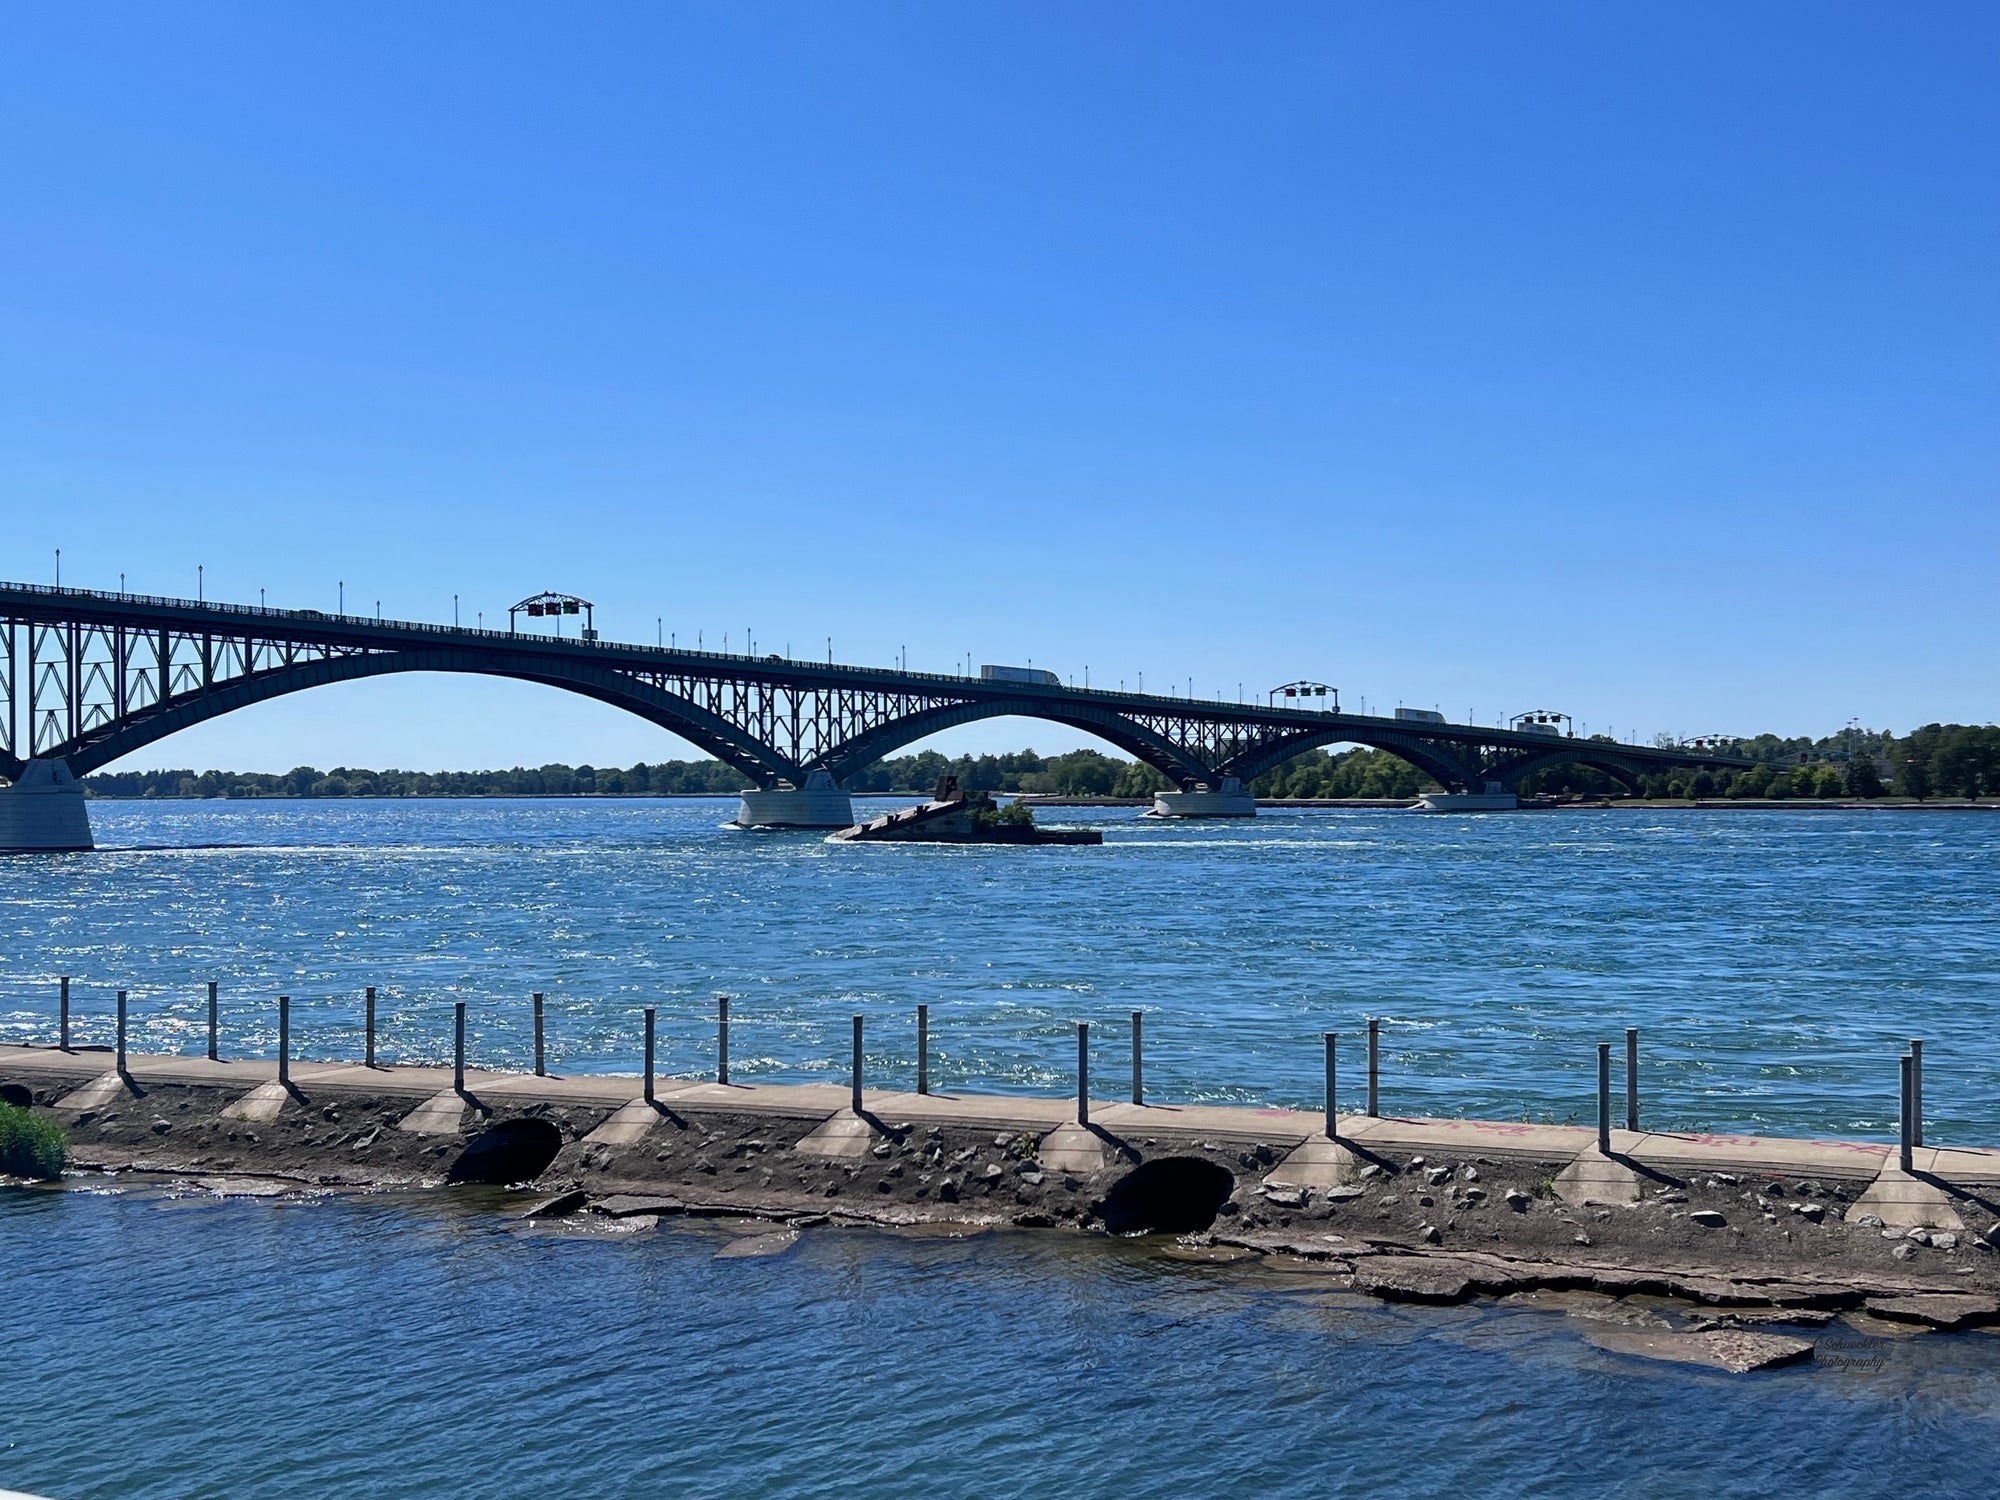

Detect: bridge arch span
1482,744,1648,793
60,649,799,786
1215,726,1482,793
816,698,1217,790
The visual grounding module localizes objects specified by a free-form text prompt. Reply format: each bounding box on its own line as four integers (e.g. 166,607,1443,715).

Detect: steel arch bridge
0,582,1751,796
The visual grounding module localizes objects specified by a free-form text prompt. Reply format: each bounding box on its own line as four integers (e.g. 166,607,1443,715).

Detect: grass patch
0,1102,67,1180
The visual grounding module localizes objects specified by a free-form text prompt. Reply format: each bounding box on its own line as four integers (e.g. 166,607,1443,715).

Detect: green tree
1844,756,1884,799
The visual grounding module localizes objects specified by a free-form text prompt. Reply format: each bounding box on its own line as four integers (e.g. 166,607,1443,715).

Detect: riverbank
8,1044,1995,1355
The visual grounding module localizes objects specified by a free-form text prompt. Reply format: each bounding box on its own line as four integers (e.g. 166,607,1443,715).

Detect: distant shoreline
78,789,1997,811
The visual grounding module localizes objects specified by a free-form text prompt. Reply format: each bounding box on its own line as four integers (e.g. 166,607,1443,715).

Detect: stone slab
1090,1101,1317,1146
1918,1146,2000,1187
1036,1122,1106,1174
51,1069,139,1114
793,1111,882,1158
584,1098,668,1147
1845,1167,1965,1230
1630,1131,1890,1182
397,1089,473,1136
220,1081,296,1123
1553,1148,1648,1207
1262,1135,1367,1191
1338,1114,1596,1162
1582,1325,1815,1374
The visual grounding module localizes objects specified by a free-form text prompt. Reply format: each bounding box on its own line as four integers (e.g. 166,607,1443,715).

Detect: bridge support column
0,759,95,851
735,769,854,829
1150,776,1256,819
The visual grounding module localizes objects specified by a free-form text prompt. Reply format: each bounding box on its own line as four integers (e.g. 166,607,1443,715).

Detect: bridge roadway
0,581,1751,848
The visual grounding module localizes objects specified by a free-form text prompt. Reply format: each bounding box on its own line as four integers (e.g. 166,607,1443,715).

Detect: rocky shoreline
8,1046,1998,1375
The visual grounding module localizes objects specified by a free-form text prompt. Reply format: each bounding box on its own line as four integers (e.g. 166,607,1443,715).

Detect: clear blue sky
4,4,1995,772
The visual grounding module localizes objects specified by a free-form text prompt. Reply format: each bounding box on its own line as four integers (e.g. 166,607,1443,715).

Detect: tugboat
831,776,1102,845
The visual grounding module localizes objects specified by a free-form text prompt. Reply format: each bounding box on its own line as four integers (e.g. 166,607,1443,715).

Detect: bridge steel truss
0,584,1753,794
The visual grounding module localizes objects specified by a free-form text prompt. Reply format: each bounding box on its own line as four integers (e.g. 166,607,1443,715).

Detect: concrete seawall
6,1044,1998,1345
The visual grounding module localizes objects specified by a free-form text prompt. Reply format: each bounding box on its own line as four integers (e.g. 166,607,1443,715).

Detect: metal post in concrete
1596,1042,1611,1155
364,987,377,1069
1324,1031,1337,1140
207,981,219,1062
1131,1010,1144,1106
533,992,546,1078
278,994,291,1088
1910,1038,1923,1147
1366,1017,1379,1118
916,1003,929,1096
643,1007,657,1103
453,1001,466,1094
1899,1053,1914,1174
1077,1020,1090,1126
851,1014,864,1114
717,995,730,1085
1625,1027,1639,1133
59,975,71,1052
116,989,128,1077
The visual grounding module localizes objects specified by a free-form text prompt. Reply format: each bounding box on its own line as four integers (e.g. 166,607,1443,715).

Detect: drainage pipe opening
447,1118,565,1186
1093,1156,1236,1235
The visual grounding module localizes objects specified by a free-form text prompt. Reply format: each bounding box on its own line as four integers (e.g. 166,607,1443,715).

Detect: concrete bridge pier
0,759,94,852
1151,776,1256,819
735,769,855,829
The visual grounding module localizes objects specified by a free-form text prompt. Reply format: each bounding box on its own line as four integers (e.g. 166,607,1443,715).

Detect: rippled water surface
5,799,1999,1139
1,1186,1995,1500
5,801,1999,1497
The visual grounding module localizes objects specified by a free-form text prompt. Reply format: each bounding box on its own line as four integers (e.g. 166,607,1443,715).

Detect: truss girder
0,592,1756,794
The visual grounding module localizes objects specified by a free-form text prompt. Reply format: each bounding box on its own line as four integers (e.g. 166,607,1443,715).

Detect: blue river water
4,798,1997,1139
1,1183,1995,1500
3,799,1998,1498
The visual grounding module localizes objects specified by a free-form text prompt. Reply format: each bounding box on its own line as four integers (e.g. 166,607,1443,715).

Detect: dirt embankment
27,1074,2000,1345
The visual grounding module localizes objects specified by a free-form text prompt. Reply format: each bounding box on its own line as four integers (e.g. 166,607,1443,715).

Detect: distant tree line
78,723,2000,802
1527,723,2000,800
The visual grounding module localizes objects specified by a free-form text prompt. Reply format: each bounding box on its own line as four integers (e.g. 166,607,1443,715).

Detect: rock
938,1180,959,1203
1461,1166,1480,1183
150,1118,172,1135
714,1230,798,1260
993,1133,1013,1147
1018,1171,1045,1187
1789,1202,1825,1224
1892,1243,1918,1262
981,1164,1003,1181
1426,1167,1451,1186
1863,1294,2000,1332
1325,1185,1366,1201
1932,1232,1959,1251
1418,1223,1442,1245
1572,1233,1592,1247
1358,1164,1384,1180
1854,1214,1885,1229
1379,1195,1401,1208
871,1143,892,1159
1261,1185,1309,1209
1011,1211,1056,1228
1353,1257,1474,1304
1408,1156,1425,1168
1504,1190,1531,1212
1584,1326,1813,1375
1461,1187,1487,1204
1901,1228,1932,1247
594,1194,684,1218
1688,1210,1727,1228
